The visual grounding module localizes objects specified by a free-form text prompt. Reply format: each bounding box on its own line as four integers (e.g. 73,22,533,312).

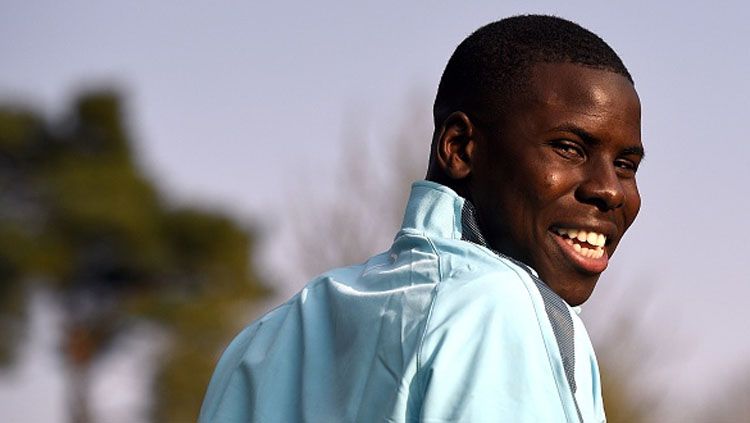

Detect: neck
425,171,472,203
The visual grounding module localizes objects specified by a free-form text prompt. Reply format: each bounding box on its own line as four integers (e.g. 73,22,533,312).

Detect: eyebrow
551,123,646,160
623,145,646,160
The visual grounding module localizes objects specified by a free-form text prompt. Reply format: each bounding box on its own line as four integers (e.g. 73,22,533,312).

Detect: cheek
543,173,560,190
624,187,642,227
538,171,569,203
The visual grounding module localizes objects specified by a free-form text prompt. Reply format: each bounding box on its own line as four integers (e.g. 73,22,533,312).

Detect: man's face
469,62,643,306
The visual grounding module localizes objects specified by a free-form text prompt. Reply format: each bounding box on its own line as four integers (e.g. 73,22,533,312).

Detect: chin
546,275,599,306
564,292,593,307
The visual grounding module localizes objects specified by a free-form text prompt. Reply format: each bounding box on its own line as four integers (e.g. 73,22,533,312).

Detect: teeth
555,227,608,260
577,246,604,259
555,228,607,247
566,242,607,259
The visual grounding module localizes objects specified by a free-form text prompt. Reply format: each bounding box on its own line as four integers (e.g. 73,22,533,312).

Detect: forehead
492,63,642,150
515,62,642,138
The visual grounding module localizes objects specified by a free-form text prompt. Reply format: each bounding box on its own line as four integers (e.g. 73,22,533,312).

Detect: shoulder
432,237,539,313
198,302,291,422
423,250,543,344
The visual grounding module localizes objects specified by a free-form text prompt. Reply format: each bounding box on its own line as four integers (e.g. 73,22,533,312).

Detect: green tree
0,91,269,422
0,107,49,367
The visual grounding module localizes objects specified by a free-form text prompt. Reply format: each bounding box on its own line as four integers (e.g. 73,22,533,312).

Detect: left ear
433,111,478,181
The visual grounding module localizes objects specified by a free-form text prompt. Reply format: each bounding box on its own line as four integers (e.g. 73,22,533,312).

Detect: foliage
0,91,269,421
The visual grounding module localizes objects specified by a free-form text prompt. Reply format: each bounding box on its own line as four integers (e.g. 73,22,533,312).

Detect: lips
551,227,610,274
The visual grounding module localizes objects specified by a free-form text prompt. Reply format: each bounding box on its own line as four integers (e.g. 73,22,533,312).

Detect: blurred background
1,1,749,422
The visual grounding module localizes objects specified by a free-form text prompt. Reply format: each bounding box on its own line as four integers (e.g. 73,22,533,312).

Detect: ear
434,111,477,180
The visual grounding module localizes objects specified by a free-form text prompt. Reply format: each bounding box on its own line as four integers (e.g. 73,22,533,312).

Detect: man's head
427,15,644,305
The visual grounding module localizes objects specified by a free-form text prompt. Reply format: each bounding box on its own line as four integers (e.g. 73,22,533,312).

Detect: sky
1,0,749,421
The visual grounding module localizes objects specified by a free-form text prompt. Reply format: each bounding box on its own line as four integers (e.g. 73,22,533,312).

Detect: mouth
550,227,610,274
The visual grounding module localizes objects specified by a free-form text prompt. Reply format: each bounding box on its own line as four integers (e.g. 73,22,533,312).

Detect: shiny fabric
199,181,605,422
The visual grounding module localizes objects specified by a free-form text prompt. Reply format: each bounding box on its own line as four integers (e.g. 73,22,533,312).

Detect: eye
614,158,640,177
551,140,585,160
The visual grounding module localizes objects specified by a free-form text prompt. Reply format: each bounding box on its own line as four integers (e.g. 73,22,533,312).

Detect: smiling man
200,15,642,423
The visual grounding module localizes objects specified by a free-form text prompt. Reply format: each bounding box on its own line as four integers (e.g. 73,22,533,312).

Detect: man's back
199,182,604,422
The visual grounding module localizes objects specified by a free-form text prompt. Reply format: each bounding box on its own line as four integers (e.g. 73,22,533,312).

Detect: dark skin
428,62,643,306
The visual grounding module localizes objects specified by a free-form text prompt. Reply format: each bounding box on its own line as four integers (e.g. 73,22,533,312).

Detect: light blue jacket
200,181,605,422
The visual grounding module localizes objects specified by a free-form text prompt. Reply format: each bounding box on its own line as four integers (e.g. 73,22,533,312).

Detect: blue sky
1,1,749,421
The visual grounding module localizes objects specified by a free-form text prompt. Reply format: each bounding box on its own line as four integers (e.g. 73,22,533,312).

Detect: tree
0,91,269,422
0,107,49,368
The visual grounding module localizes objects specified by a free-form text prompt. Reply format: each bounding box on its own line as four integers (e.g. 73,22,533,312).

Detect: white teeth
555,228,607,247
579,246,604,259
554,227,608,259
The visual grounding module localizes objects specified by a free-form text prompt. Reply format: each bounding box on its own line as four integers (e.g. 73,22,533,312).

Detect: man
200,15,643,422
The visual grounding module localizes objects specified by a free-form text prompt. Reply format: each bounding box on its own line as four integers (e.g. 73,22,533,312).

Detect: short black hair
433,15,632,128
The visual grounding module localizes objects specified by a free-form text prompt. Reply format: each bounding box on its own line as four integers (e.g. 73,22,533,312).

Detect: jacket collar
398,180,467,241
399,180,487,245
400,180,539,279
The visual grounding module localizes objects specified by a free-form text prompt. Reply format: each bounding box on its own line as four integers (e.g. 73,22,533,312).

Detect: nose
575,159,625,211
